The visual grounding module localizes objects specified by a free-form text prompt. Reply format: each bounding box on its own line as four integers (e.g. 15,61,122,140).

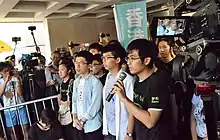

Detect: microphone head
118,72,127,81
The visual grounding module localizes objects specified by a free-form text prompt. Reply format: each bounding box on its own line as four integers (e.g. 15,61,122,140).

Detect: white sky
0,22,49,67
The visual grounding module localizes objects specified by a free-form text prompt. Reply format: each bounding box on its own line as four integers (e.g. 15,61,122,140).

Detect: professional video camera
151,0,220,139
20,52,41,71
152,0,220,83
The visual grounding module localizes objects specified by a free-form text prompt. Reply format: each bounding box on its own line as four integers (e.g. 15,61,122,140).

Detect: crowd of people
0,34,208,140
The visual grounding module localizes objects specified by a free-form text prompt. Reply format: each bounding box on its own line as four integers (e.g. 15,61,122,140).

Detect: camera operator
157,38,176,74
34,54,47,99
19,54,46,101
0,62,29,140
156,38,194,140
45,51,62,97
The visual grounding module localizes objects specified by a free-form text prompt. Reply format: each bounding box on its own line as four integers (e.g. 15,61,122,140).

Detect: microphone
106,72,127,102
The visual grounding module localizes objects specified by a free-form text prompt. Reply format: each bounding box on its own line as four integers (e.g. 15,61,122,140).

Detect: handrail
0,95,58,111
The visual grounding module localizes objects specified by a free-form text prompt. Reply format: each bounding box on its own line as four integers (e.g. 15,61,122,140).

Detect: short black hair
59,59,74,71
89,43,103,52
157,38,175,47
108,40,121,46
127,39,158,68
40,109,57,125
75,51,93,64
92,54,102,64
102,43,126,65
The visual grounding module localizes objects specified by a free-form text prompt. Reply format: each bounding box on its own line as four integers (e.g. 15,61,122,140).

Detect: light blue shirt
72,74,103,133
103,70,135,140
157,26,165,36
192,93,207,138
0,77,25,111
105,75,117,136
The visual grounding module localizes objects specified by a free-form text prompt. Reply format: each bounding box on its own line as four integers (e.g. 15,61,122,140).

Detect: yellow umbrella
0,40,13,53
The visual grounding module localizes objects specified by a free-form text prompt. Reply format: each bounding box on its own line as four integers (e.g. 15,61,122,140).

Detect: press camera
152,0,220,138
152,0,220,83
20,52,41,71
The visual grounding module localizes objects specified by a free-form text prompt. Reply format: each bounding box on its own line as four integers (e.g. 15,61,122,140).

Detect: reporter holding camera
0,62,29,140
45,51,62,97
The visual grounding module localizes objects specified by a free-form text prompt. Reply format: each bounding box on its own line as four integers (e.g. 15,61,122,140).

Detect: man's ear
116,57,121,64
144,57,151,66
88,64,92,70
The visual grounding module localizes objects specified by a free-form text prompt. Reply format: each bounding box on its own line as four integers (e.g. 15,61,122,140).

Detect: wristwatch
126,132,133,137
79,119,85,125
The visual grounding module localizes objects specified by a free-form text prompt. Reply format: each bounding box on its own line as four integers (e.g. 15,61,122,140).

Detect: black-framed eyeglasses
125,57,141,62
101,56,116,61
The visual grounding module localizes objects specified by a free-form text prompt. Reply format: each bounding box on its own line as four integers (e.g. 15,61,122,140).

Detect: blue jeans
4,107,28,127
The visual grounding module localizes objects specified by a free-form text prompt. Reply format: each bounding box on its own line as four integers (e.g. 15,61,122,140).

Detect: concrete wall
47,18,117,51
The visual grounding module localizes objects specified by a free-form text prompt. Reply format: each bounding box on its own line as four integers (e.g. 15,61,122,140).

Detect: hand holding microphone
106,72,127,102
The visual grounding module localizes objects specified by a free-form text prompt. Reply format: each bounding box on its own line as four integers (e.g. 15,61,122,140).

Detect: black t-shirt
99,73,107,86
58,78,74,111
155,59,173,76
28,123,63,140
134,69,172,140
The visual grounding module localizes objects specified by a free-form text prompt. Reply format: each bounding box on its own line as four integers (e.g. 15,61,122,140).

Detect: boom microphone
106,72,127,102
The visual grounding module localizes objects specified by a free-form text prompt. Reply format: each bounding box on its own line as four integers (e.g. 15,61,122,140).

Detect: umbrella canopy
0,40,13,53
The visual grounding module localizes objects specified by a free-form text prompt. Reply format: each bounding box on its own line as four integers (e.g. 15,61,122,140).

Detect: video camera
21,52,41,71
151,0,220,84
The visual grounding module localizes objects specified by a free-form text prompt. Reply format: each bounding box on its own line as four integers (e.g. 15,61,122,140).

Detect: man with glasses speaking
112,39,172,140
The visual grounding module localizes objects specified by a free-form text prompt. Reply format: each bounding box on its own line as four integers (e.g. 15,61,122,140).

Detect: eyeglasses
125,57,141,62
74,61,88,66
101,56,115,61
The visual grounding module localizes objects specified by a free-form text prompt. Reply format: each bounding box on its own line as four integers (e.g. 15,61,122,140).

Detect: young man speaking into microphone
112,39,172,140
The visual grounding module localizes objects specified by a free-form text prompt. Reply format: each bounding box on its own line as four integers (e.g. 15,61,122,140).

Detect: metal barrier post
42,101,46,109
0,95,58,139
8,110,17,140
33,103,39,121
50,99,54,110
25,105,32,126
0,112,7,140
